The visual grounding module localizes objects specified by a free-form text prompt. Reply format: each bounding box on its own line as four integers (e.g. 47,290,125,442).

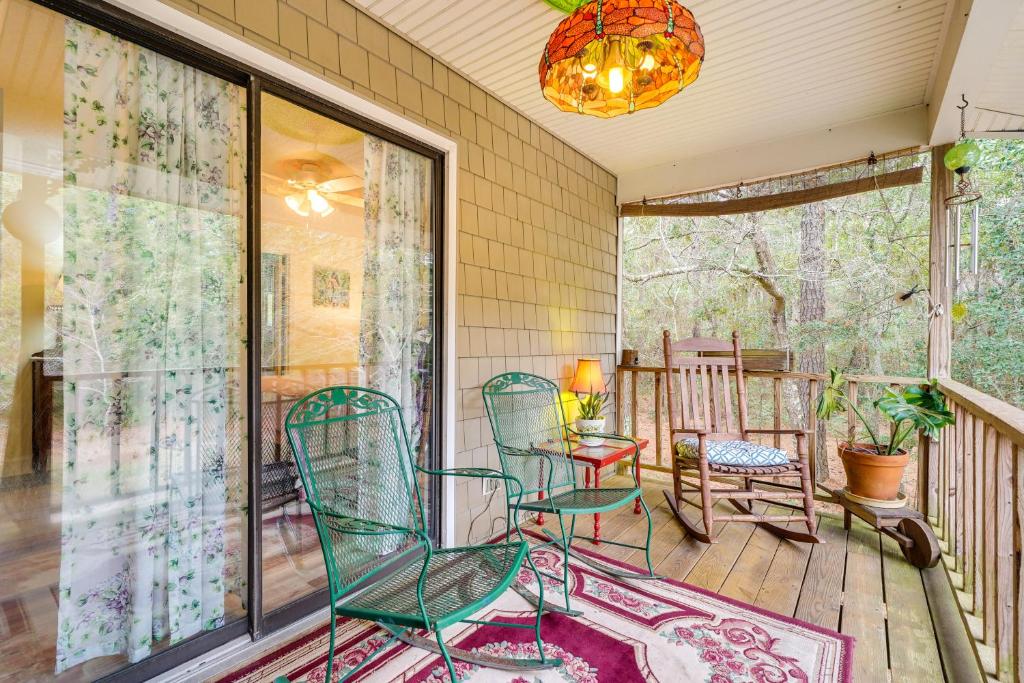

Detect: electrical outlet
482,477,496,496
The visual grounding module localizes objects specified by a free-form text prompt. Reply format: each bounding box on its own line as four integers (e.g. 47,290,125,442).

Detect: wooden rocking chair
662,331,821,544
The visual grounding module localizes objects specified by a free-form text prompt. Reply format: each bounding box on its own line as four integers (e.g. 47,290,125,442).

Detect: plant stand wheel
833,488,940,569
897,517,941,569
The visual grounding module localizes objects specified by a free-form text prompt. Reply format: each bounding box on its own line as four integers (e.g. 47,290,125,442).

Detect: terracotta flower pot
839,442,909,502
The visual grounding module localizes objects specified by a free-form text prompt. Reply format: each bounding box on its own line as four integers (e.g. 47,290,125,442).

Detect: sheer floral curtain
55,20,246,672
358,137,434,530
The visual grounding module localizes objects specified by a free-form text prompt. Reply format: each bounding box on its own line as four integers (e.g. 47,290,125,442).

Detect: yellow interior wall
0,4,64,477
261,201,365,369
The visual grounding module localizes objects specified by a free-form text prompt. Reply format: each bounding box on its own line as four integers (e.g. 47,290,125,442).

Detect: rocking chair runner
662,331,821,544
285,386,561,683
482,372,661,616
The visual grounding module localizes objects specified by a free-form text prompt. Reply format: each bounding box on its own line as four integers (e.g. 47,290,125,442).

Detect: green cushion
675,439,790,467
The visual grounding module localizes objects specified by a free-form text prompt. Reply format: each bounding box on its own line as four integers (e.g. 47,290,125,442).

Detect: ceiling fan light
285,192,310,217
307,189,330,215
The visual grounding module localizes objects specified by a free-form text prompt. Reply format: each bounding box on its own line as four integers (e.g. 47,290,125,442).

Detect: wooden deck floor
528,472,960,683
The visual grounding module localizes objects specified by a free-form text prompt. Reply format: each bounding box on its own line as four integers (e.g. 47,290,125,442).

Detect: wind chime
944,96,982,298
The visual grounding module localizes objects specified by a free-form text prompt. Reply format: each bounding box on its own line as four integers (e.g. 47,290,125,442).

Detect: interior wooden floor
524,472,958,683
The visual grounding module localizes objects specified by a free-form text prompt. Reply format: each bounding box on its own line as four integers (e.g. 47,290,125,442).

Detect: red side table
536,437,649,545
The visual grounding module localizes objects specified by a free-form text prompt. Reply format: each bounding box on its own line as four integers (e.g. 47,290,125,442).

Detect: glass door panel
259,92,436,612
0,2,248,680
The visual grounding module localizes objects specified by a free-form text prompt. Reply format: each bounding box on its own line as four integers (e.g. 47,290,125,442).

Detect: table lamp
571,358,608,446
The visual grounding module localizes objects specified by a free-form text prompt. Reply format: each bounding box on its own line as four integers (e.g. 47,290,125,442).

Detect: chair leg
524,550,552,665
555,512,576,612
435,629,459,682
797,433,818,535
638,493,658,577
697,447,715,540
325,609,336,683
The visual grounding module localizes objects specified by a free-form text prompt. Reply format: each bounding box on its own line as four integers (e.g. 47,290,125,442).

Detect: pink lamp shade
570,358,607,394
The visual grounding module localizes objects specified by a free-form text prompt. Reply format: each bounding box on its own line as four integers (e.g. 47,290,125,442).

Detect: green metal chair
482,372,661,616
285,386,561,682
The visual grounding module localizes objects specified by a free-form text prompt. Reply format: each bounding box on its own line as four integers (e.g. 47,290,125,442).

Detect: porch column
927,144,953,379
923,144,953,520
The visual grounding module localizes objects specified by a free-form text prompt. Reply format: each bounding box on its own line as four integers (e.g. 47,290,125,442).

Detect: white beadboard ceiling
352,0,957,175
970,2,1024,136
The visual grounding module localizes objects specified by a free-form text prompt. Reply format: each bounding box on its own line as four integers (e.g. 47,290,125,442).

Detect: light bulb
308,189,330,215
639,54,655,71
607,67,625,94
285,193,310,217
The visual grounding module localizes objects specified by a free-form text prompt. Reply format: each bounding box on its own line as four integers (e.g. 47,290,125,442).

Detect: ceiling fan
264,153,363,218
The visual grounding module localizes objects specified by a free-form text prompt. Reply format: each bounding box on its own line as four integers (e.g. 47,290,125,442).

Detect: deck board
881,534,945,681
546,474,964,682
840,518,889,682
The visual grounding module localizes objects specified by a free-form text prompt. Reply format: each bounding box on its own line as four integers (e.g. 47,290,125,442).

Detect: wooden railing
928,378,1024,681
613,365,923,487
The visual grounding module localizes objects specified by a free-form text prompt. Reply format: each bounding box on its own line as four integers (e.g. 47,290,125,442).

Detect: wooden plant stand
834,488,940,568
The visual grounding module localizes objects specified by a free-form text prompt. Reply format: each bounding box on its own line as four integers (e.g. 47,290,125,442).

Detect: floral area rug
216,539,852,683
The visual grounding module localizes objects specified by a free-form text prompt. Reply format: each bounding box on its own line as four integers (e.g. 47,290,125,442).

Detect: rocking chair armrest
746,428,807,436
670,428,709,436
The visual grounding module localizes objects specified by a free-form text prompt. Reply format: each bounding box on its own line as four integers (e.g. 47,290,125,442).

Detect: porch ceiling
353,0,1023,201
970,2,1024,137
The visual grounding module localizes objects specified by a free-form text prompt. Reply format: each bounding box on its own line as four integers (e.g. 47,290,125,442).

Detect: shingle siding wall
160,0,619,543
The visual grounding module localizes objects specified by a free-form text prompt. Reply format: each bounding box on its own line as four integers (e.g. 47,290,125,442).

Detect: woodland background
621,140,1024,487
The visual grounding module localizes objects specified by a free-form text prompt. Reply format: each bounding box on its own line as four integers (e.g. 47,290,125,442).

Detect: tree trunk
797,199,828,481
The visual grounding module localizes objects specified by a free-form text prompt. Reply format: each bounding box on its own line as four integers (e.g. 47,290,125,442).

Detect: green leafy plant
576,391,608,420
815,368,955,455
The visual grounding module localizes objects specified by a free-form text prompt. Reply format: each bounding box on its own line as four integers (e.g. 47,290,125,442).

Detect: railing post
629,368,638,438
807,378,818,484
654,370,663,467
846,381,859,444
615,366,624,436
917,430,930,519
772,377,782,449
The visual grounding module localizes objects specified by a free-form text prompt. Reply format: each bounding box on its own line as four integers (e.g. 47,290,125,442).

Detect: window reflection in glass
0,3,247,679
259,93,436,612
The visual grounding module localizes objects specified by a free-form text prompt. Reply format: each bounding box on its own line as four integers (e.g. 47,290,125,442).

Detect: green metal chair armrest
308,501,429,541
494,446,567,502
418,466,527,511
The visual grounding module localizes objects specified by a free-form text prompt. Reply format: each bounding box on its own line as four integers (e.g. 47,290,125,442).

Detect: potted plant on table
575,390,609,447
816,368,955,505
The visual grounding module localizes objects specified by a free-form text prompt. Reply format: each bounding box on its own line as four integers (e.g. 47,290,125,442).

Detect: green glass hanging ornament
945,95,982,206
943,139,982,174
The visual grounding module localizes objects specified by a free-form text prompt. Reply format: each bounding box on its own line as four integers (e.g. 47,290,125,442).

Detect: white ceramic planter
576,417,607,447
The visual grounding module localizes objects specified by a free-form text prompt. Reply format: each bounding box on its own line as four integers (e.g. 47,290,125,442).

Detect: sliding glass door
0,2,443,680
0,1,248,679
258,92,438,614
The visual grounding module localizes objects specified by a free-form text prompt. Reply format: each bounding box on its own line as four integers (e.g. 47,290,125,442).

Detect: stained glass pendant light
540,0,704,118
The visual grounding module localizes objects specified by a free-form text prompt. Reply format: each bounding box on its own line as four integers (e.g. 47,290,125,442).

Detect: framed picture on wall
312,265,350,308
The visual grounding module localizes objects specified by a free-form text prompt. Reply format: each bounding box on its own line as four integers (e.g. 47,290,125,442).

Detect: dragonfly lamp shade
539,0,704,117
